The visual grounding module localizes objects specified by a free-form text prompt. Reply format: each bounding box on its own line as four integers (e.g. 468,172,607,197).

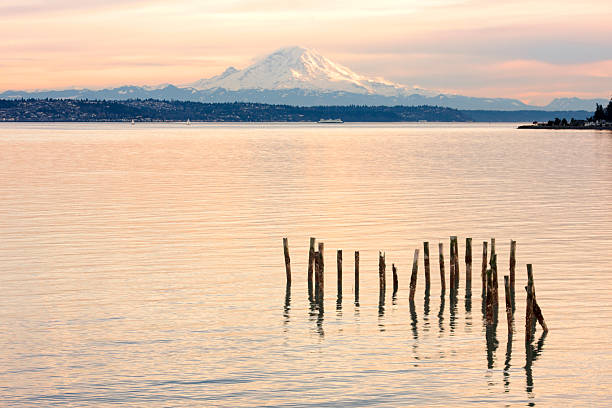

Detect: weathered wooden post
409,249,420,301
481,241,488,297
308,237,315,293
525,281,534,343
465,237,472,296
337,249,342,296
314,250,320,300
392,263,398,295
491,253,499,305
486,269,494,325
354,251,360,299
317,243,325,301
527,264,548,333
283,237,291,285
509,240,516,306
449,237,456,292
439,242,446,293
424,242,431,294
453,236,460,291
379,251,386,294
504,275,513,333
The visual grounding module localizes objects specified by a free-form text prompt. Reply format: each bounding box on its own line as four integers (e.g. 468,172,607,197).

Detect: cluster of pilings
283,236,548,342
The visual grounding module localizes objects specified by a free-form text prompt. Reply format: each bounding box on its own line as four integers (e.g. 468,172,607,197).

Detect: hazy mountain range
1,46,607,111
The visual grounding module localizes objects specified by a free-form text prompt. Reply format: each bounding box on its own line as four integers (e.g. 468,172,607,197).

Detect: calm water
1,123,611,407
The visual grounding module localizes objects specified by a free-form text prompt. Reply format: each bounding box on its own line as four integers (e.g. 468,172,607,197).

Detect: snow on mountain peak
189,46,428,97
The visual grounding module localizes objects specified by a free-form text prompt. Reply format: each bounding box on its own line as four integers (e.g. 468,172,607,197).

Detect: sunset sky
1,0,611,104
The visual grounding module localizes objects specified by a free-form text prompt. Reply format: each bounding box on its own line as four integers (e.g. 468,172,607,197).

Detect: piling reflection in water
438,292,445,334
316,301,325,337
378,289,386,332
449,290,458,334
486,308,499,369
423,291,430,333
409,300,418,340
284,282,291,327
504,333,513,392
525,332,547,398
464,295,472,333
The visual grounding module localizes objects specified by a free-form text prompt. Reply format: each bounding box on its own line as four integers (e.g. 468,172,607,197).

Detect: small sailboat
186,118,191,125
131,119,135,125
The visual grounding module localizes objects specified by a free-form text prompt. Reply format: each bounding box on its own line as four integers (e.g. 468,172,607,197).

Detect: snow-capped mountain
188,46,434,97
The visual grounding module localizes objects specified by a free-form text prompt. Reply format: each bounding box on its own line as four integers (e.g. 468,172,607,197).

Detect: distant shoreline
518,125,612,130
0,98,590,123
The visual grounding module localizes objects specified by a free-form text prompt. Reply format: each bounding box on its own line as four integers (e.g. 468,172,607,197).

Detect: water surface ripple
1,123,611,407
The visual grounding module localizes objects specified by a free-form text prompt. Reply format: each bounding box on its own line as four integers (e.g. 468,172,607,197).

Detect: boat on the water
186,118,191,125
318,118,343,123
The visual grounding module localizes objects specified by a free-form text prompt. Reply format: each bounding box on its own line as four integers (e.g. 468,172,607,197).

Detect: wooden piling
378,251,386,294
453,236,460,290
465,238,472,296
485,268,494,325
392,263,398,295
449,237,456,292
439,242,446,293
481,241,488,297
424,242,431,294
337,249,342,296
283,237,291,285
504,275,513,334
409,249,420,302
308,237,315,291
314,250,320,300
491,253,499,305
318,249,325,300
525,281,534,343
509,240,516,296
354,251,360,299
533,302,548,333
527,264,548,333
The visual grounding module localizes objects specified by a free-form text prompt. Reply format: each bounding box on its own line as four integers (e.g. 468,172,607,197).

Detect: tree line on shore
589,98,612,122
543,97,611,127
0,98,595,123
0,98,470,122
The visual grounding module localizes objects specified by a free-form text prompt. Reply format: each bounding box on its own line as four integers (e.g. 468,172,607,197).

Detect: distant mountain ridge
1,46,608,111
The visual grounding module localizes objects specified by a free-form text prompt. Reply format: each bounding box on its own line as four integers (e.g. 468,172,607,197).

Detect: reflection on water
378,289,385,332
486,311,500,369
317,304,325,337
504,333,513,392
291,270,550,401
294,279,550,401
409,300,418,340
449,291,459,334
423,292,430,333
526,332,547,399
1,123,610,407
287,245,556,400
438,293,446,334
283,282,291,328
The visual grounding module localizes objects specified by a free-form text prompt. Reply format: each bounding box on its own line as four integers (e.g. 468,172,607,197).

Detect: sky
1,0,611,105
